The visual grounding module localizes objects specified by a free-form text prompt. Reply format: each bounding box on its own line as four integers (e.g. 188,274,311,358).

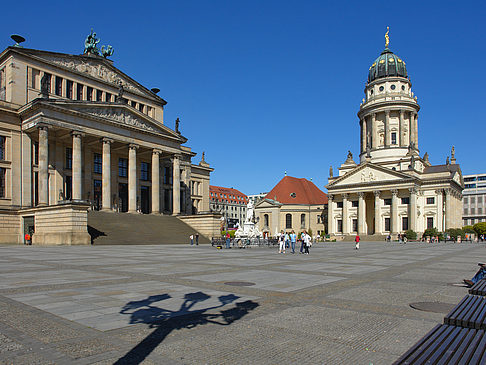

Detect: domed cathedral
326,28,464,240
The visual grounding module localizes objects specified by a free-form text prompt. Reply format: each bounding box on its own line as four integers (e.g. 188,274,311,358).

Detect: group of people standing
278,230,312,254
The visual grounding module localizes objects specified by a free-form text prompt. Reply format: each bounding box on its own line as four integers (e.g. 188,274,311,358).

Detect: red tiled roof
209,185,248,204
264,176,328,205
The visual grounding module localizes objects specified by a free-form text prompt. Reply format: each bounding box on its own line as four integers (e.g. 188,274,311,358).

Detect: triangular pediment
327,163,414,188
255,199,282,209
9,48,164,103
25,100,183,141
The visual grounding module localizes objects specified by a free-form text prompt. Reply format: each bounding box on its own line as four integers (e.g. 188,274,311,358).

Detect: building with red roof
254,176,328,237
209,185,248,228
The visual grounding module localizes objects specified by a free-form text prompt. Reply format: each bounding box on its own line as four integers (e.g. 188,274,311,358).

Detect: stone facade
326,38,463,239
0,44,212,244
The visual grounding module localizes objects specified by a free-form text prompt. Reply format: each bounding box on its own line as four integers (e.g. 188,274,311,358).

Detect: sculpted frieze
83,107,156,132
43,56,142,94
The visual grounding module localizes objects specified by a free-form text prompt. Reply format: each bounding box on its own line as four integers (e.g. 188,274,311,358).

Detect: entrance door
119,183,128,212
141,186,150,214
23,216,35,243
93,180,102,211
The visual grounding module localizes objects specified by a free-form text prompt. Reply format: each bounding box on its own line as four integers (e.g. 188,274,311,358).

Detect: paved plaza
0,241,483,364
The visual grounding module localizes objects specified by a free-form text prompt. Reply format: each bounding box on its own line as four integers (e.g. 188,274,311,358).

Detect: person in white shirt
278,231,286,253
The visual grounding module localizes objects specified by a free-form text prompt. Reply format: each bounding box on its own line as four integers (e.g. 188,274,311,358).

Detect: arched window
301,214,306,228
264,214,269,227
285,214,292,229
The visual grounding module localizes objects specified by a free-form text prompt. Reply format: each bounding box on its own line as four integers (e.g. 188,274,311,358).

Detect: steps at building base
87,211,209,245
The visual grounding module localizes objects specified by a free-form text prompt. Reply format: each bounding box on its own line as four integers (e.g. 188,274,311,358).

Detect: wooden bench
444,295,486,329
393,324,486,364
470,280,486,296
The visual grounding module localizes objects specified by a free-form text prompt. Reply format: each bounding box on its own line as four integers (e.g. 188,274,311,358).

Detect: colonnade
36,125,183,214
360,110,418,154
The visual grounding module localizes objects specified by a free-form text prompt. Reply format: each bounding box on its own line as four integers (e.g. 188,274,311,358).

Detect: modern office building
462,173,486,226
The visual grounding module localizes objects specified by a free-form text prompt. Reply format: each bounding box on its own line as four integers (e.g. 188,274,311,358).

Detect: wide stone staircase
87,211,210,245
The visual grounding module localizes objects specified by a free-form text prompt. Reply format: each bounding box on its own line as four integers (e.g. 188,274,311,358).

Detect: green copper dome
368,48,408,83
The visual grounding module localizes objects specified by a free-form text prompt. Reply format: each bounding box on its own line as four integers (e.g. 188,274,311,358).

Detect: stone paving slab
0,241,484,364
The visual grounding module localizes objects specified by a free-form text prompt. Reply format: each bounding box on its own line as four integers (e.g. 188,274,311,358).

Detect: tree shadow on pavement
114,291,259,364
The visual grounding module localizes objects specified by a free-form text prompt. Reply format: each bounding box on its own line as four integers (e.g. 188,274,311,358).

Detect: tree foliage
405,230,417,240
463,225,476,234
473,222,486,236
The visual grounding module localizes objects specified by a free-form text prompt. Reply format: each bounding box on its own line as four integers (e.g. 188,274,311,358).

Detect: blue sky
2,1,485,195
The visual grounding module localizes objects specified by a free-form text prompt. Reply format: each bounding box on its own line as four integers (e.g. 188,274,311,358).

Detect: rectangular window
55,76,62,96
471,208,476,215
0,136,5,160
0,167,5,198
164,166,172,184
464,208,468,215
479,176,486,181
65,175,72,200
464,197,469,204
43,73,52,94
479,208,483,215
65,147,72,170
337,219,343,233
33,142,39,165
141,162,150,181
391,132,397,145
401,197,410,205
337,201,343,208
77,84,83,100
31,68,40,89
465,184,476,189
402,217,409,231
138,103,145,113
93,153,102,174
0,68,5,100
119,158,128,177
426,197,435,204
66,80,73,99
97,89,103,101
384,217,391,231
351,200,358,208
352,219,358,232
427,217,434,229
384,198,392,206
105,93,112,102
87,87,93,101
471,197,476,204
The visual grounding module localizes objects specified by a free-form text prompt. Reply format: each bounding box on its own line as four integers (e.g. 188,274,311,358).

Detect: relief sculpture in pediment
45,57,141,94
83,107,156,132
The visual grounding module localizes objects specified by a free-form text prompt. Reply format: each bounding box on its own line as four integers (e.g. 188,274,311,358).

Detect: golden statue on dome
385,26,390,48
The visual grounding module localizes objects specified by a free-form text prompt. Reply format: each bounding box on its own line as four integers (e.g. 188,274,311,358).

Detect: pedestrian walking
225,232,231,249
355,234,360,250
285,232,290,250
190,234,194,245
195,234,199,246
303,230,311,255
299,232,305,254
278,231,286,253
290,230,297,254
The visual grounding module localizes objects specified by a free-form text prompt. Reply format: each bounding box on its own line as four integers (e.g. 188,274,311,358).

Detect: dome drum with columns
326,29,463,240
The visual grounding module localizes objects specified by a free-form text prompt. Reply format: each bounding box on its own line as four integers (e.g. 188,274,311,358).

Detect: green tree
473,222,486,236
463,225,475,234
446,228,464,240
405,230,417,240
423,227,438,238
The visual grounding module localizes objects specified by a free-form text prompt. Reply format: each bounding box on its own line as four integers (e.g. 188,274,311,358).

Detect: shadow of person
114,291,258,365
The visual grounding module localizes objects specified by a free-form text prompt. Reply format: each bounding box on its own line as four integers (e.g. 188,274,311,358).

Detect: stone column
374,190,381,234
391,189,399,235
342,194,349,235
38,126,49,206
327,194,334,235
358,192,366,235
172,154,181,215
72,132,82,200
384,110,390,147
360,119,366,154
445,188,452,229
409,187,417,232
409,112,415,147
128,144,138,213
414,113,419,148
399,110,405,147
151,149,161,214
21,132,32,207
371,113,376,149
436,189,443,231
102,138,112,210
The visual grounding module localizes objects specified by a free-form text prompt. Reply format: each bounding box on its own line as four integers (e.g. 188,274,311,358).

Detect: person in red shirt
355,235,360,250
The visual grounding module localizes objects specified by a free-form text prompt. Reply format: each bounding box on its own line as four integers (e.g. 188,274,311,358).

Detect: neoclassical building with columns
326,34,463,239
0,35,212,244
